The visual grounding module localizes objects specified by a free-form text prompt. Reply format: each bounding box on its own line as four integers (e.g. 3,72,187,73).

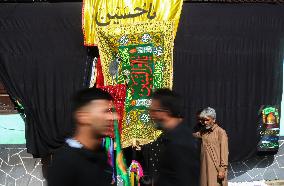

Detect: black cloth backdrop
0,3,284,161
0,3,89,157
174,3,284,162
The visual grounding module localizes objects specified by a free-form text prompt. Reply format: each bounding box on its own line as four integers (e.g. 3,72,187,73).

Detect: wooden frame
0,82,17,114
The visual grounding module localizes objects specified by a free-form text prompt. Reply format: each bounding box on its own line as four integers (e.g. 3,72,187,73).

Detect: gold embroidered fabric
96,21,174,147
82,0,183,46
96,21,174,88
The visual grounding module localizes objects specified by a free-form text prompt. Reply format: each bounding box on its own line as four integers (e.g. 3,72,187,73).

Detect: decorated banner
96,21,174,147
128,160,144,186
258,106,280,151
82,0,183,46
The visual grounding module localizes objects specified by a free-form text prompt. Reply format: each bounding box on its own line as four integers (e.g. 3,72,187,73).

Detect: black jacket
156,122,200,186
47,144,112,186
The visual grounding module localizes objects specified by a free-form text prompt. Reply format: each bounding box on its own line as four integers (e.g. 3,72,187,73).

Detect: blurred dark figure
149,88,200,186
47,88,117,186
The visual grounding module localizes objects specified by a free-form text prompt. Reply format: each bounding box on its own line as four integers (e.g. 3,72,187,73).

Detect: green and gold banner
96,21,175,147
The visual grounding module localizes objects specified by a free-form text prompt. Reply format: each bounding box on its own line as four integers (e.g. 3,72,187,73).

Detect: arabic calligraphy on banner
82,0,183,46
96,21,174,147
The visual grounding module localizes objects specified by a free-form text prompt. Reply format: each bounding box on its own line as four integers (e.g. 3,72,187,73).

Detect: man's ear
75,111,90,125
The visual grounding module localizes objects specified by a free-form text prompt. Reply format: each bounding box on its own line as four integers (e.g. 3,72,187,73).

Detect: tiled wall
1,141,283,186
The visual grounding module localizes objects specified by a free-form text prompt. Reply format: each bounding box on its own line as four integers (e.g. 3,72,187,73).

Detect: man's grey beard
205,125,212,130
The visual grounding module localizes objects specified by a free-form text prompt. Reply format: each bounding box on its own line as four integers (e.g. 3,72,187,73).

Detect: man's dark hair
72,87,113,112
151,88,184,118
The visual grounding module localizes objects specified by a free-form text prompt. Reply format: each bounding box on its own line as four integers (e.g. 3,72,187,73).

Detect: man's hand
217,171,225,180
131,139,141,151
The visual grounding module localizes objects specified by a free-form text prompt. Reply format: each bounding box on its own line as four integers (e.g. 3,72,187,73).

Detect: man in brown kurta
193,107,229,186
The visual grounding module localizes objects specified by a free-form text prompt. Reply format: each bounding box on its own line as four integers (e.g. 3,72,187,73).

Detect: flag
114,119,130,186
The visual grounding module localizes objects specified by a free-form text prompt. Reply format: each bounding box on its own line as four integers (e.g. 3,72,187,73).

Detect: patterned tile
0,162,13,174
15,175,32,186
0,141,283,185
27,177,42,186
21,158,37,174
0,149,9,164
0,147,45,186
9,164,26,179
229,140,284,182
0,170,6,185
5,175,15,186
